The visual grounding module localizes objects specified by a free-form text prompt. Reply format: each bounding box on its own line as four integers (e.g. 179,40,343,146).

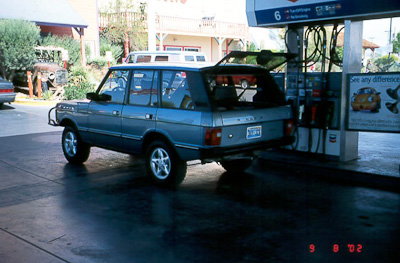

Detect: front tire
145,140,187,188
62,126,90,164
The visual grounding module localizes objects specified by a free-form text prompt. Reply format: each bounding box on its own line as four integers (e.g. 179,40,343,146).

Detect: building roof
0,0,88,28
336,32,380,51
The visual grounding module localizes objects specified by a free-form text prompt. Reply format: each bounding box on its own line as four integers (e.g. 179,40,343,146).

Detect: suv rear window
161,71,194,109
203,67,286,110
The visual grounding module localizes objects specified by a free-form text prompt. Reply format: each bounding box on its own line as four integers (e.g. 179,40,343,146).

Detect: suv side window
161,70,194,110
129,70,158,106
98,70,129,104
185,56,195,62
196,55,206,62
155,56,169,62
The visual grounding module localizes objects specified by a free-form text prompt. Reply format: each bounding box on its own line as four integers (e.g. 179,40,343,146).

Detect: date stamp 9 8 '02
309,244,363,253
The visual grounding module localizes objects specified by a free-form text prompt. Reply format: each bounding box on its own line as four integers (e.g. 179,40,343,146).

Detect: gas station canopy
0,0,87,28
246,0,400,27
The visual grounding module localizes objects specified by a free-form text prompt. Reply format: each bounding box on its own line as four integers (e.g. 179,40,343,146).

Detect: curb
12,98,59,106
12,93,59,106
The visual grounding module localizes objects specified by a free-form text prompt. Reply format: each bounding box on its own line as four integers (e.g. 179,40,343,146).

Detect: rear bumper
200,135,295,160
0,93,16,103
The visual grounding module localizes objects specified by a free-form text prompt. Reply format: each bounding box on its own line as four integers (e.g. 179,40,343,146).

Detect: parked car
351,87,381,112
0,76,15,107
49,50,295,187
124,51,207,64
32,46,68,96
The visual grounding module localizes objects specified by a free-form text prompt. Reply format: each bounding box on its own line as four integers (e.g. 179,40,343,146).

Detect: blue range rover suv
49,51,295,187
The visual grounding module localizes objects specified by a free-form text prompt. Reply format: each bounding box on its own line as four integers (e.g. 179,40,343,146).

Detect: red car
216,74,257,89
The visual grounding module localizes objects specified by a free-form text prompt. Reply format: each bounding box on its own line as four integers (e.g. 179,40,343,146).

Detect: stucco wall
68,0,100,57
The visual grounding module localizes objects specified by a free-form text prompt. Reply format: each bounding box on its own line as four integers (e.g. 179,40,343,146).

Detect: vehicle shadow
0,104,15,110
61,156,152,193
215,160,295,208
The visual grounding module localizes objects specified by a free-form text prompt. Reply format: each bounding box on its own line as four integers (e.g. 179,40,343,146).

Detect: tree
393,32,400,54
374,55,400,72
100,38,123,62
0,19,40,81
99,0,147,56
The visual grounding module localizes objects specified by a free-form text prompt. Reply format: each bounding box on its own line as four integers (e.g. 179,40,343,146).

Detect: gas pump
283,24,345,158
246,0,400,161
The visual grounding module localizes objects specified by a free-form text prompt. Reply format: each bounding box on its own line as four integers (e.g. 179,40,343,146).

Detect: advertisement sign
347,73,400,133
247,0,400,27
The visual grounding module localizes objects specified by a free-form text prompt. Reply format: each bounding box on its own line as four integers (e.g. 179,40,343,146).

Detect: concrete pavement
260,132,400,192
2,101,400,192
0,103,62,137
0,132,400,262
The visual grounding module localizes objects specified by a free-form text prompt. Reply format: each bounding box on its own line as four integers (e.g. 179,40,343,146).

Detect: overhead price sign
246,0,400,27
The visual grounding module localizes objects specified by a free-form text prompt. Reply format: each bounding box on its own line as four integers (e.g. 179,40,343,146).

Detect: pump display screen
247,0,400,27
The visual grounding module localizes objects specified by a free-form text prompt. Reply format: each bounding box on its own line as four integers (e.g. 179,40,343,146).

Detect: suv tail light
284,120,294,136
204,128,222,146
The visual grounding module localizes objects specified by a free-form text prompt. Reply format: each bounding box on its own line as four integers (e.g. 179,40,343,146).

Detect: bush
63,82,95,100
100,37,124,62
63,65,95,100
0,19,40,81
87,56,108,69
42,90,54,100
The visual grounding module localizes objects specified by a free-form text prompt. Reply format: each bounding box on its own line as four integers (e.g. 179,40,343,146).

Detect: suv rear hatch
202,50,295,148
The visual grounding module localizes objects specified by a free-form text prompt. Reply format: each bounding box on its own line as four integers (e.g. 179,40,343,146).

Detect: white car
124,51,207,64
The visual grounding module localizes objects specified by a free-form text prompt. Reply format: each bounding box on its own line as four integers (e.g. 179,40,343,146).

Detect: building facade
40,0,100,58
99,0,253,62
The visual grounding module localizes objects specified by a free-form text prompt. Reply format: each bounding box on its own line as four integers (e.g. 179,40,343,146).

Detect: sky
363,18,400,47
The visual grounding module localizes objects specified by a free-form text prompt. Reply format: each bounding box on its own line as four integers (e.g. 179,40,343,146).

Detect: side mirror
86,92,111,101
86,92,97,100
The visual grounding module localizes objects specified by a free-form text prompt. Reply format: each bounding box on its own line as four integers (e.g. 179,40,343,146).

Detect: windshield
203,66,286,110
214,50,296,72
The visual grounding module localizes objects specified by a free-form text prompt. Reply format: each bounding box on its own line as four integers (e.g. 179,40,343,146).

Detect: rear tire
145,140,187,188
62,126,90,164
220,159,253,173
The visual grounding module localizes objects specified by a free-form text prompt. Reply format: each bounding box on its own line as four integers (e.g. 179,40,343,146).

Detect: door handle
145,114,153,119
112,110,120,116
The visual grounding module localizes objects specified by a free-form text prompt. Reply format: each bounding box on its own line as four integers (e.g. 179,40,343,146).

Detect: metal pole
389,17,393,58
339,20,363,162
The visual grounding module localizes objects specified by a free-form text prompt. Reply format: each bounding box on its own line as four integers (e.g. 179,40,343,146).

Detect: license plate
246,126,262,139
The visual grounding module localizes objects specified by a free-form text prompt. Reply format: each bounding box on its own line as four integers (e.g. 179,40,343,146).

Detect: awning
0,0,88,28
